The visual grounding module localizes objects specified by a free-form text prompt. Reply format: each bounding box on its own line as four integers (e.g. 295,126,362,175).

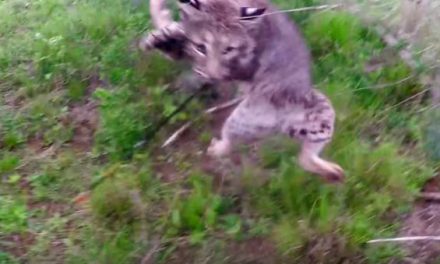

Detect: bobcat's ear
179,0,200,10
239,7,266,21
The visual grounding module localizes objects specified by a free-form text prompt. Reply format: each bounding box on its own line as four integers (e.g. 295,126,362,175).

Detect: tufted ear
239,7,266,21
179,0,200,10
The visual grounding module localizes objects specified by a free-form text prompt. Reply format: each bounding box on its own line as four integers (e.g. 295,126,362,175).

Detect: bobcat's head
178,0,269,81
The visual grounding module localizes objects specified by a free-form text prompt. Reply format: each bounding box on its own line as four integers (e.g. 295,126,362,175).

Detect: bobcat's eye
223,46,235,54
194,43,206,55
240,7,266,20
179,0,200,10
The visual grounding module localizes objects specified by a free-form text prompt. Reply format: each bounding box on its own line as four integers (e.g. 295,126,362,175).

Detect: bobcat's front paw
138,22,186,60
207,138,231,158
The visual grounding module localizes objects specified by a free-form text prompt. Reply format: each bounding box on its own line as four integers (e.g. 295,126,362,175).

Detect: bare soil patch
400,175,440,263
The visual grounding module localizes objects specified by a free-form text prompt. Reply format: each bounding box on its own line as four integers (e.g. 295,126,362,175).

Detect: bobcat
140,0,344,182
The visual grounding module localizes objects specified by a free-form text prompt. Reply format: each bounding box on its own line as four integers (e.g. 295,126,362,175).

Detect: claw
322,163,345,183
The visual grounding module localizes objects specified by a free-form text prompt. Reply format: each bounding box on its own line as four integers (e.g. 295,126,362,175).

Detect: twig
205,97,243,114
161,98,242,148
248,4,341,19
381,88,429,113
366,88,428,124
161,122,193,148
416,100,440,113
333,63,438,96
368,236,440,244
136,84,208,150
140,240,162,264
15,145,58,170
348,75,417,93
268,4,341,14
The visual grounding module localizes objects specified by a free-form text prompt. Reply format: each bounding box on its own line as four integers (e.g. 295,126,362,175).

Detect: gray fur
142,0,344,182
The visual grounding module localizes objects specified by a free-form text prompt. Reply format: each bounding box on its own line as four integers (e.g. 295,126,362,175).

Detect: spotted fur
142,0,344,182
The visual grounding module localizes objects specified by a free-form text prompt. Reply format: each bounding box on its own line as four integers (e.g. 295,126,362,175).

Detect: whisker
242,4,341,19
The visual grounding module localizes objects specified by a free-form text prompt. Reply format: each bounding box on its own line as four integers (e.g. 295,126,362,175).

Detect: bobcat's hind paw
321,163,345,183
207,138,231,158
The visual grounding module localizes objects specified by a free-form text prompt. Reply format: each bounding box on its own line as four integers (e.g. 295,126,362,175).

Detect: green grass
0,0,438,263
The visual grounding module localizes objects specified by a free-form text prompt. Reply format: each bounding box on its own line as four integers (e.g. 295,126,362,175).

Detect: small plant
0,252,18,264
90,161,154,225
0,196,28,234
0,113,26,150
166,174,235,244
0,154,19,175
66,226,140,264
94,87,149,160
91,178,138,226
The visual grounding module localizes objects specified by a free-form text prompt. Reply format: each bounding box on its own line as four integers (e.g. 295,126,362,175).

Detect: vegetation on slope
0,0,438,263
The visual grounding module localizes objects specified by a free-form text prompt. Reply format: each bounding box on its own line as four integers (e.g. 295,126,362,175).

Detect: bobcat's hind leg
207,99,278,158
298,141,344,183
284,91,344,182
207,137,232,158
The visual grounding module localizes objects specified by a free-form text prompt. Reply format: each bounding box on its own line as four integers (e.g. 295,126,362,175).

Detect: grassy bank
0,0,438,263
